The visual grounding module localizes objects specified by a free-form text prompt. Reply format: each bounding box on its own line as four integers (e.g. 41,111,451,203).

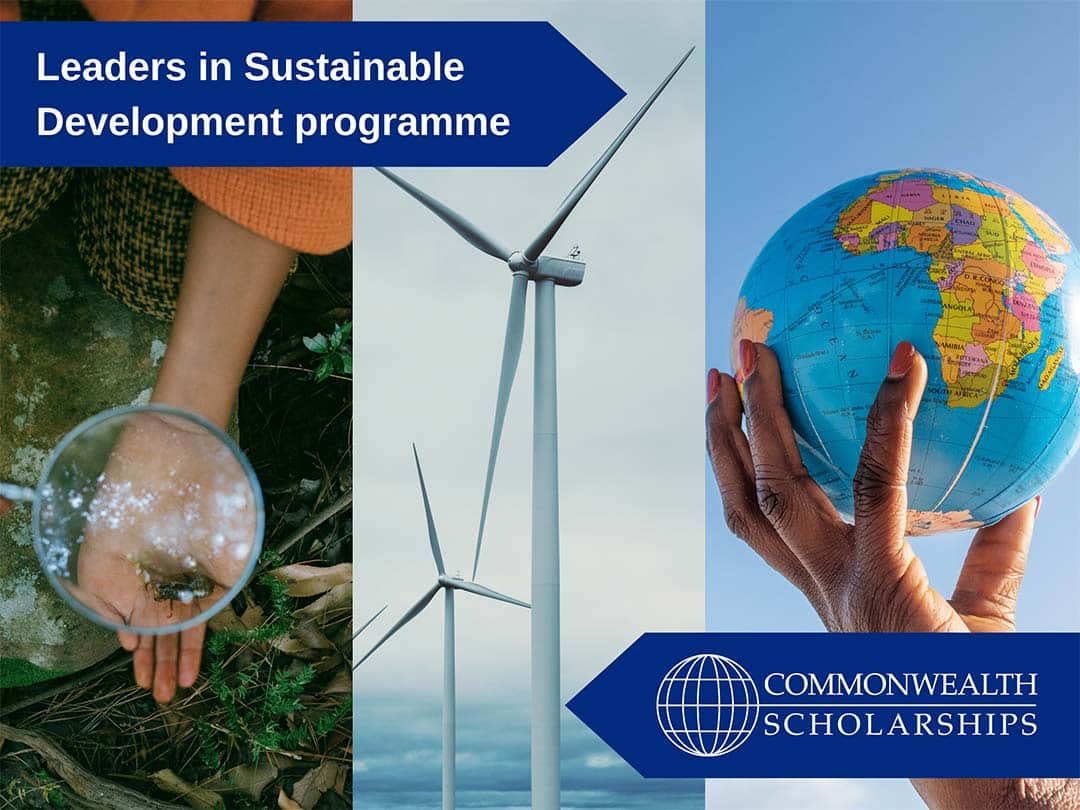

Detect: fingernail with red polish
739,339,757,379
1033,495,1042,519
887,341,915,380
707,368,722,405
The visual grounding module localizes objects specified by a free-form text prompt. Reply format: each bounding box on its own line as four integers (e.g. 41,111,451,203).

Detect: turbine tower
358,446,529,810
374,48,693,810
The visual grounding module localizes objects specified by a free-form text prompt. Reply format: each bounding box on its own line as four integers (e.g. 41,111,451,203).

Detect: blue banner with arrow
567,633,1080,778
0,21,625,167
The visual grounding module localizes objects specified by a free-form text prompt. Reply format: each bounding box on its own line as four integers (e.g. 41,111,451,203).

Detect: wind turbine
357,445,529,810
373,48,693,810
352,604,387,643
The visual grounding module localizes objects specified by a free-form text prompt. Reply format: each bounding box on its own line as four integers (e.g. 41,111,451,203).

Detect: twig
246,363,351,383
260,490,353,567
0,722,179,810
0,652,130,719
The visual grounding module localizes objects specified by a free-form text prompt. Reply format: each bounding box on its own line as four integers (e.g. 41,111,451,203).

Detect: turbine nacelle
507,251,585,287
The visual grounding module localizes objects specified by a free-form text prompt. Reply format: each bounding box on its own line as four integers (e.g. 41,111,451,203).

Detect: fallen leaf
207,605,244,633
271,639,325,660
294,620,337,649
151,769,224,810
277,786,303,809
295,583,352,626
199,761,278,800
330,623,354,651
240,604,266,629
270,563,352,597
291,761,344,809
268,752,297,771
322,667,351,695
272,621,337,659
333,763,348,798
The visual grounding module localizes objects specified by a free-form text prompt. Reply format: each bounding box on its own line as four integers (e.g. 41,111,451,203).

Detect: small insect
146,572,215,612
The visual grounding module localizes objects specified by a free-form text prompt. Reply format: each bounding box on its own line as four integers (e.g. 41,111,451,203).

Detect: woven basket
74,167,196,320
0,167,74,242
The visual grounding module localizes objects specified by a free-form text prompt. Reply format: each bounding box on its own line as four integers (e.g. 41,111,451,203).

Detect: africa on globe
732,169,1080,534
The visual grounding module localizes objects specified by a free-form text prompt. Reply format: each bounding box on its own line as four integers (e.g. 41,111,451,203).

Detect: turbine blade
356,584,440,666
523,46,695,261
471,273,528,580
452,579,530,609
352,604,388,640
412,444,446,576
375,168,512,261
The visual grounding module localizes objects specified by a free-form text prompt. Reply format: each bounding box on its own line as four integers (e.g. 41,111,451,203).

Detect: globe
656,653,759,757
732,169,1080,534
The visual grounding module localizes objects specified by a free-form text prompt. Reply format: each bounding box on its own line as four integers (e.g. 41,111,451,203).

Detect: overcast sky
354,1,704,807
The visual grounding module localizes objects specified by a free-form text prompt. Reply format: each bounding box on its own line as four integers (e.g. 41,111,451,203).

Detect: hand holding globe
707,341,1078,808
707,169,1079,808
709,340,1035,635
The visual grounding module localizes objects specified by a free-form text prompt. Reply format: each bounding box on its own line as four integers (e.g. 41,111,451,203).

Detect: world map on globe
732,169,1080,534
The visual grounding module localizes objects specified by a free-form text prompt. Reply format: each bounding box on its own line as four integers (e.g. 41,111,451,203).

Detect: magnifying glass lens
34,406,262,635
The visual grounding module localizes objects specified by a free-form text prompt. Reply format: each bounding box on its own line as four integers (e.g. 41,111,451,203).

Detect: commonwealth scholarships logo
656,654,760,757
655,651,1039,759
569,634,1079,777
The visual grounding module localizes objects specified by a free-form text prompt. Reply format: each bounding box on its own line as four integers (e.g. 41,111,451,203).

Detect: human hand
708,339,1036,634
707,339,1077,808
73,410,256,702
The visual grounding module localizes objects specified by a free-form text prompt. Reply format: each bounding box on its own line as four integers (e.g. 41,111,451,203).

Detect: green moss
0,657,68,688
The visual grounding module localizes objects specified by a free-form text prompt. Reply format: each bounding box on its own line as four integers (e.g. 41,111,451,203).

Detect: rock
0,198,172,687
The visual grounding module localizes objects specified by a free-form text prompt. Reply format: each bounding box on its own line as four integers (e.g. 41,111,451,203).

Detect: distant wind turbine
352,604,387,642
357,445,529,810
373,47,693,810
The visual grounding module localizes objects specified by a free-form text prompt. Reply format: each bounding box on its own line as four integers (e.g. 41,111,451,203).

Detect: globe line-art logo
656,653,760,757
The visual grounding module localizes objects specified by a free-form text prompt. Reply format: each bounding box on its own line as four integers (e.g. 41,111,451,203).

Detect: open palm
74,411,255,701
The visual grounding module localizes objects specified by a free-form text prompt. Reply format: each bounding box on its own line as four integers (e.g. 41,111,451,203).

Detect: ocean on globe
732,169,1080,535
656,654,759,757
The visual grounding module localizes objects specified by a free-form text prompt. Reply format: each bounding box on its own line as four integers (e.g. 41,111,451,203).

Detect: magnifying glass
0,404,264,635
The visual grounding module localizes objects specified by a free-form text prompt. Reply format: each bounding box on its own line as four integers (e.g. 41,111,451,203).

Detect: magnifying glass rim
32,403,266,636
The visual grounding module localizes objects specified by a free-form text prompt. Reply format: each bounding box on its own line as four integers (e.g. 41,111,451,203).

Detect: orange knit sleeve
81,1,256,21
255,1,350,22
169,0,353,254
73,0,353,253
170,167,352,254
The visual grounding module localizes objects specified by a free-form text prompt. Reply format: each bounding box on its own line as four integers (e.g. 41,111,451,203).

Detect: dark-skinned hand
707,339,1078,810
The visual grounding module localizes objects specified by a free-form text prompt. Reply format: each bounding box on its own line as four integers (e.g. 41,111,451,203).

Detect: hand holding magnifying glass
72,410,258,700
2,405,263,703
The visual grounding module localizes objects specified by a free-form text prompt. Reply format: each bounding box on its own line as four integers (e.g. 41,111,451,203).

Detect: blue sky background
706,2,1080,808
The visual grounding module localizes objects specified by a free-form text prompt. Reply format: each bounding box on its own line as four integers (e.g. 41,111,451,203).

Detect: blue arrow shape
568,632,1080,779
0,21,625,167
